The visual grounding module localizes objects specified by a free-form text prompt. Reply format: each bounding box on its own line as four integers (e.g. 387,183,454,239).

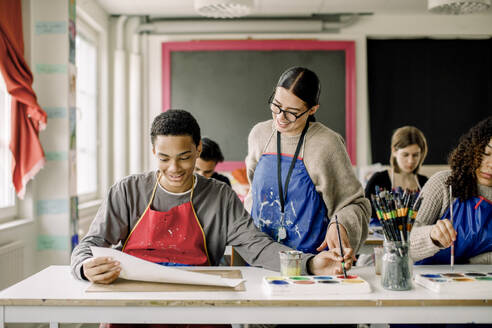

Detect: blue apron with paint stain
251,153,328,254
416,196,492,265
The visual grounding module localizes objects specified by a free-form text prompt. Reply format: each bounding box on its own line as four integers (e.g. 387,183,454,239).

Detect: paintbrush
334,215,347,278
449,185,455,272
371,195,390,241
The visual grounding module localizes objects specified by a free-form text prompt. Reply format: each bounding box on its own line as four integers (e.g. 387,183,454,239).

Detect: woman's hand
316,222,352,255
308,247,354,275
430,219,457,248
83,257,121,284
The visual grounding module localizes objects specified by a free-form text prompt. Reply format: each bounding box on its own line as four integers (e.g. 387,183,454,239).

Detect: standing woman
244,67,370,260
365,126,428,223
410,116,492,264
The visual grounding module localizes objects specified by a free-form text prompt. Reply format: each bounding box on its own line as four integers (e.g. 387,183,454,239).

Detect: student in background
245,66,370,259
195,137,231,186
410,116,492,264
72,110,350,318
365,126,428,224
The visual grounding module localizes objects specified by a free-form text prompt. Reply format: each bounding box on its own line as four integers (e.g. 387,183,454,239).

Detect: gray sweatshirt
71,171,314,280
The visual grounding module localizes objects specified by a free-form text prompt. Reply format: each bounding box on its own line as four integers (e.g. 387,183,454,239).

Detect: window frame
0,72,17,223
75,16,103,208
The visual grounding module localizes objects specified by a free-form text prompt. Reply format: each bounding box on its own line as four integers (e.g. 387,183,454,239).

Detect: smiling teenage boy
71,110,350,286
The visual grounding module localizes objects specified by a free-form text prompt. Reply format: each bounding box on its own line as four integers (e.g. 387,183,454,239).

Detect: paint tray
414,272,492,293
262,275,371,296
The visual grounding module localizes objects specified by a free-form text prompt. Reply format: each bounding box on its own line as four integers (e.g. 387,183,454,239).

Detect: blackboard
368,38,492,165
162,40,356,166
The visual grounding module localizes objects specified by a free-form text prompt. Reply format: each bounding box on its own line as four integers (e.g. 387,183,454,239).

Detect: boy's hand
83,257,121,284
308,247,354,275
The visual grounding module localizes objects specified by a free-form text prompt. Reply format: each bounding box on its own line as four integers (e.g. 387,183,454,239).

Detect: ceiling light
428,0,491,14
194,0,254,18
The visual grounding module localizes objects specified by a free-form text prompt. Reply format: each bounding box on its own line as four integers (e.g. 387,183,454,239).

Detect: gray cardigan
71,171,314,280
410,170,492,263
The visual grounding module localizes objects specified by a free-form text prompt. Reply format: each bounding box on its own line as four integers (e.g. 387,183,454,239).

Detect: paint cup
381,241,412,291
373,246,383,275
279,250,302,276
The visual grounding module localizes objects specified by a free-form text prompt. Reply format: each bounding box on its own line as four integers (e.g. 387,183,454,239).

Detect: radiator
0,240,24,290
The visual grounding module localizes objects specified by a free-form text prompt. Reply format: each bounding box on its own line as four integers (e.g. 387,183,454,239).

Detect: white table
1,265,492,327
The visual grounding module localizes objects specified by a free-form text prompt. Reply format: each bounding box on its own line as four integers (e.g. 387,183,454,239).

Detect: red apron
122,173,210,266
104,174,230,328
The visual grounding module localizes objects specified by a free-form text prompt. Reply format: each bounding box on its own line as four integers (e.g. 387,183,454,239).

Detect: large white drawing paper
90,246,244,287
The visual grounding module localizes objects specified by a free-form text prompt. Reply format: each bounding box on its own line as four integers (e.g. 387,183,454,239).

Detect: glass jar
279,250,302,276
381,241,412,291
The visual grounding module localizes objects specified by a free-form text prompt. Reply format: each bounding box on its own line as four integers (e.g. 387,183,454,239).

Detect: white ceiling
95,0,444,17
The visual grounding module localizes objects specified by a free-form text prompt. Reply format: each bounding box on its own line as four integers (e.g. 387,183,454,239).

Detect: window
0,72,16,222
75,22,99,202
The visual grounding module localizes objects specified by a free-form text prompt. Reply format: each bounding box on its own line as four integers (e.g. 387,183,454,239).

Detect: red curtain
0,0,47,199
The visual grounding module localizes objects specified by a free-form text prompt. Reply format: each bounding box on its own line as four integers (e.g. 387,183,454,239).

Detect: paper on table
90,246,245,287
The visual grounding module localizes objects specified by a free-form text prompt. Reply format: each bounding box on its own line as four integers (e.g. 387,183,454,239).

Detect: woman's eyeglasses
269,101,310,123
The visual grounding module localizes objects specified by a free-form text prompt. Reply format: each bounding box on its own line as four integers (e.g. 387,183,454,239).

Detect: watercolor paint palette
415,272,492,293
262,275,371,296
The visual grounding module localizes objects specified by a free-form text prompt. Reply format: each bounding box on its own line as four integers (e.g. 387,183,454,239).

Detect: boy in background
195,137,231,186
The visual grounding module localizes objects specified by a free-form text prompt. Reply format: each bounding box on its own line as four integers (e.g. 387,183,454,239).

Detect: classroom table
1,264,492,327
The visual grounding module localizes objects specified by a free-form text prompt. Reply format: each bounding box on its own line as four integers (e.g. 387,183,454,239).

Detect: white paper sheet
90,246,245,287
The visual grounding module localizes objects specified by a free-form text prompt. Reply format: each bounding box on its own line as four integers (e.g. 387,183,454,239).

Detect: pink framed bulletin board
162,39,356,167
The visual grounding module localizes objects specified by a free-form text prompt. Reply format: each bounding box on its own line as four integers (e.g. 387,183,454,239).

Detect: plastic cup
279,250,302,276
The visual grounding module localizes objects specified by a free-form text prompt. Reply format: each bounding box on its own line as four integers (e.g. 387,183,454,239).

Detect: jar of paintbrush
370,187,423,291
382,240,412,291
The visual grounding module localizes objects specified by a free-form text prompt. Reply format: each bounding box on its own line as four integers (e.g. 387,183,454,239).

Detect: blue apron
250,127,328,254
416,196,492,265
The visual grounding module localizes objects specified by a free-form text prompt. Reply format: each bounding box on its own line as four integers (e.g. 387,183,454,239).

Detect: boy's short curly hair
150,109,201,146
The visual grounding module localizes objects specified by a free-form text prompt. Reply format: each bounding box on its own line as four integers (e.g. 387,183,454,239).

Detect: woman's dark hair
150,109,201,146
446,116,492,200
200,137,224,163
390,126,428,174
276,66,321,122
